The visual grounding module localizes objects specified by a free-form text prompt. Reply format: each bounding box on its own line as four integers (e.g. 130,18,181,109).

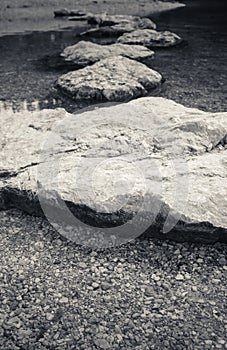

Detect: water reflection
0,98,64,113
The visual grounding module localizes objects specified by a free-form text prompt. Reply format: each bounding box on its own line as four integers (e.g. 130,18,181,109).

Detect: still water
0,0,226,114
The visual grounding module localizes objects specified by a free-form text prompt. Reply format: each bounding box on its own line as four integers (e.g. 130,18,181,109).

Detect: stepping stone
57,56,162,102
118,29,182,48
61,41,154,67
87,14,156,29
81,15,156,37
0,97,226,244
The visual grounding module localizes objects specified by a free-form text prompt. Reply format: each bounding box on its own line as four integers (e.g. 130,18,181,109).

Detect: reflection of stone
0,97,226,243
61,41,154,67
54,9,88,17
118,29,182,48
57,56,162,102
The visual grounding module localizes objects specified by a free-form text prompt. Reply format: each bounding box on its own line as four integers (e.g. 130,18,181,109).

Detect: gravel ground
0,209,226,349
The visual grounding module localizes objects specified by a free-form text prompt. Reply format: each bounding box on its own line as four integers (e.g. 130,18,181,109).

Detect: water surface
0,0,226,114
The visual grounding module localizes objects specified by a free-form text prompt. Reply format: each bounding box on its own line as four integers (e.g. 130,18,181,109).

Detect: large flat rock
61,41,154,67
0,97,226,244
57,56,162,102
118,29,182,48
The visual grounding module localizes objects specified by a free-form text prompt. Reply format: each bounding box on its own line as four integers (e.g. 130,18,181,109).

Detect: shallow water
151,0,227,111
0,0,226,114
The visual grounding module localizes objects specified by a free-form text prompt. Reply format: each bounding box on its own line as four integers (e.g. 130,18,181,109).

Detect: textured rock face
0,97,226,243
61,41,154,67
87,14,156,29
81,15,156,37
57,56,162,102
118,29,182,48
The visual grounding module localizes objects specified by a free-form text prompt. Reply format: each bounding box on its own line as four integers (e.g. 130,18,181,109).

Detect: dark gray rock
81,15,156,37
87,14,156,29
54,9,89,17
118,29,182,48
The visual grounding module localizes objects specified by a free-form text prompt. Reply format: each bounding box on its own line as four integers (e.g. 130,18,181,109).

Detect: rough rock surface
57,56,162,102
118,29,182,48
61,41,154,67
81,16,156,38
0,97,226,243
87,14,156,29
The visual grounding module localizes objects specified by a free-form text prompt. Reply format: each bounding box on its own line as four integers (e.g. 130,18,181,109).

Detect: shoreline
0,0,185,37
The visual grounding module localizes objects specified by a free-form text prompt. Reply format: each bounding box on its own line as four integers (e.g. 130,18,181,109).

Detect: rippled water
0,0,226,114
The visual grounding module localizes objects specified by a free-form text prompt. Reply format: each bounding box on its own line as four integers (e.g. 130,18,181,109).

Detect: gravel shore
0,209,226,349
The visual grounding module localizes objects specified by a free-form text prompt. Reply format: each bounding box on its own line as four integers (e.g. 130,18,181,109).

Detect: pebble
151,274,160,282
175,274,184,281
211,279,220,284
59,297,69,303
144,287,153,297
101,282,112,291
0,211,226,349
78,262,87,268
219,258,226,265
92,282,100,290
93,338,111,349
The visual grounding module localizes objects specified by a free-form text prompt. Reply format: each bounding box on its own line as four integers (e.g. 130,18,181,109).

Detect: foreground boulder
57,56,162,102
0,97,226,244
118,29,182,48
61,41,154,67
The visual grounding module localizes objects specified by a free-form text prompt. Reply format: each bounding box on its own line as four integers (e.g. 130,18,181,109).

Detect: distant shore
0,0,185,37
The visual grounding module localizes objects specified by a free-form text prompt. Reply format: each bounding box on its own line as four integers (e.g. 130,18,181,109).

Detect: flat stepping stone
87,14,156,29
57,56,162,102
118,29,182,48
61,41,154,67
0,97,226,245
81,15,156,37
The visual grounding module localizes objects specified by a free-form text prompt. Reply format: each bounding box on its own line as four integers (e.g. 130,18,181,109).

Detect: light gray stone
57,56,162,102
118,29,182,48
61,41,154,67
0,97,226,243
